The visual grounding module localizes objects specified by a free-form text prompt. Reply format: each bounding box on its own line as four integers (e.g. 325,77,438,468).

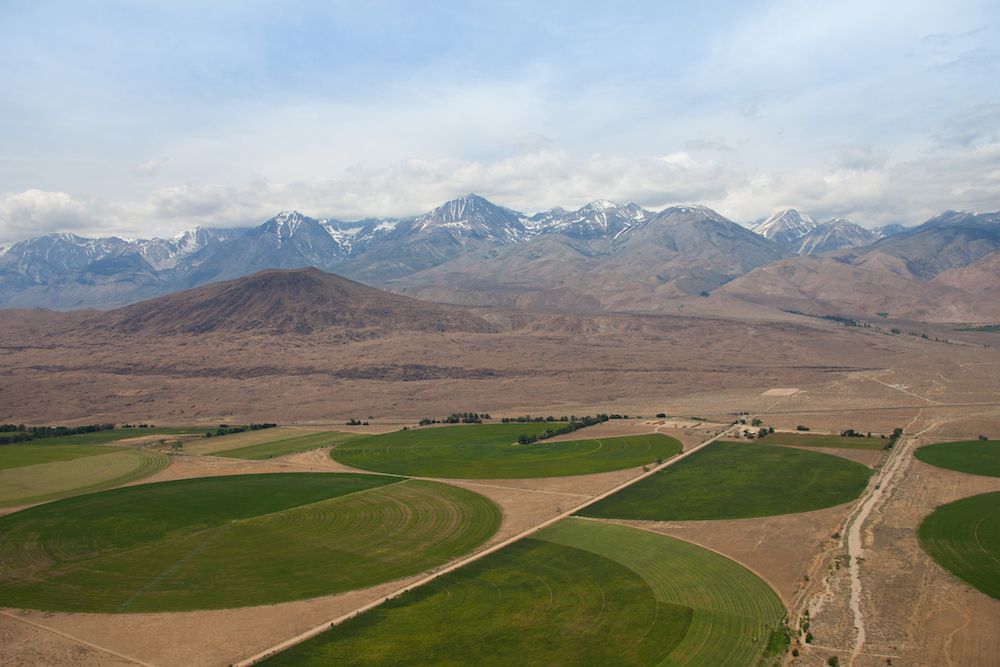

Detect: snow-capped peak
584,199,619,211
751,209,818,245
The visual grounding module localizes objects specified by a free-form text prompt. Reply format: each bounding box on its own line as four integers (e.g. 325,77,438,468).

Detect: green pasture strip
331,423,681,478
579,441,871,521
212,431,361,460
765,432,888,451
919,491,1000,600
0,449,169,508
915,440,1000,477
0,474,500,612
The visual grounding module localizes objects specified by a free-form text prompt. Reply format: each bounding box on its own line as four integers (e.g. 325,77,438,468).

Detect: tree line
0,422,116,445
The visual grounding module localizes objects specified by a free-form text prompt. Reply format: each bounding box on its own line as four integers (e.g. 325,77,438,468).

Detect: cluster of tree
840,429,870,438
203,423,277,438
981,435,991,441
796,425,810,431
345,418,370,426
515,414,611,445
419,412,492,425
501,415,569,423
120,423,157,428
884,427,904,450
0,422,116,445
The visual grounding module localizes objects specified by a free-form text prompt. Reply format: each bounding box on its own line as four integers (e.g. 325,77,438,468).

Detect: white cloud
2,139,999,243
0,190,118,238
133,157,169,178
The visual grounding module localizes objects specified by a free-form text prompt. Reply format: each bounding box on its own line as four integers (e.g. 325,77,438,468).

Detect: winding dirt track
842,412,931,665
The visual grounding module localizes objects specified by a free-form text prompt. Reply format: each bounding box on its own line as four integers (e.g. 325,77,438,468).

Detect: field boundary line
0,609,156,667
573,515,792,608
234,422,740,666
436,479,590,499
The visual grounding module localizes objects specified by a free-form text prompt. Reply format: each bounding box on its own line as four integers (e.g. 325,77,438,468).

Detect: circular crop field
330,424,682,478
263,519,787,667
579,440,872,520
0,448,169,508
915,439,1000,477
920,491,1000,600
0,473,500,613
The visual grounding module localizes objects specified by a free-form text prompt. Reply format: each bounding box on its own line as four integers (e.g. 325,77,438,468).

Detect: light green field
182,426,320,455
0,442,113,471
0,473,501,612
766,432,888,451
330,424,682,478
915,440,1000,477
212,431,360,460
0,449,169,507
580,441,872,520
919,491,1000,600
263,518,786,667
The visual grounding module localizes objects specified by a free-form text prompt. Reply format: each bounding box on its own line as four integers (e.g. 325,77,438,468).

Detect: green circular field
330,424,682,478
919,491,1000,600
263,519,787,667
579,440,872,520
0,473,500,612
915,440,1000,477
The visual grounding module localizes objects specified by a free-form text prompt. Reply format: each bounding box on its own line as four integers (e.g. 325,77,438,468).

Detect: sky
1,0,998,242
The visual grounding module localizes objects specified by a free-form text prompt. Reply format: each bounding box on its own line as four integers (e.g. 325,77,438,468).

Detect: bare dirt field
790,408,1000,667
0,612,136,667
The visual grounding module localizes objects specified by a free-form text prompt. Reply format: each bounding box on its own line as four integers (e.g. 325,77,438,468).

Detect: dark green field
579,441,872,520
212,431,360,460
0,473,500,612
263,519,786,667
330,424,682,478
919,491,1000,599
765,432,888,451
915,440,1000,477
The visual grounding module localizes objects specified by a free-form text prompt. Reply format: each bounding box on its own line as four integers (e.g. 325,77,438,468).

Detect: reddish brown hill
91,267,497,335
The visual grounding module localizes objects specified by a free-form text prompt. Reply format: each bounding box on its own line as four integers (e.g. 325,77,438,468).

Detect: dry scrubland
2,305,997,425
0,306,998,666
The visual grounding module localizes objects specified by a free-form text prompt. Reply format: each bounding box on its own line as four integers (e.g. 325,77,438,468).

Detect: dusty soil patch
780,444,887,467
762,388,800,396
0,612,136,667
3,577,425,667
542,419,658,442
441,466,644,501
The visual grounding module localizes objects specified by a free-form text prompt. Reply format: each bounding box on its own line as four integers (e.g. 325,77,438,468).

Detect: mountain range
1,194,998,323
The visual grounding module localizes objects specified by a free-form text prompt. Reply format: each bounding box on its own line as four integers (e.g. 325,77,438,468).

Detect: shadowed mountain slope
95,267,497,336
